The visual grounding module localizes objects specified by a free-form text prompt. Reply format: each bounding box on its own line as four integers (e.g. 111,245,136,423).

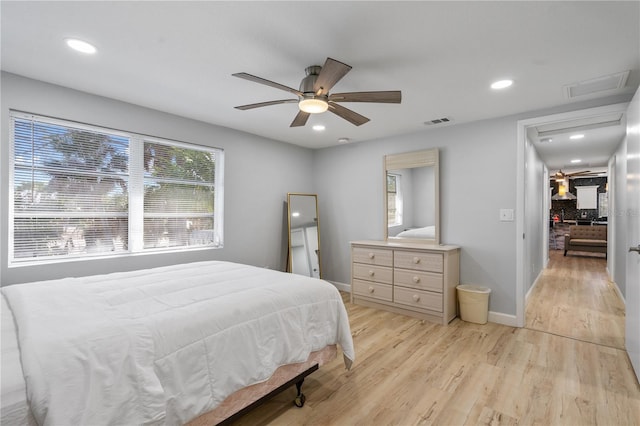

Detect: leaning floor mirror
287,193,322,278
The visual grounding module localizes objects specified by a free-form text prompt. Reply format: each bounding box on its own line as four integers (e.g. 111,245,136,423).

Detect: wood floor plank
231,257,639,426
526,250,624,348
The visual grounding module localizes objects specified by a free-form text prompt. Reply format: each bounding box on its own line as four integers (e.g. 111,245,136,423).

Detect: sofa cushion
569,225,607,240
569,238,607,247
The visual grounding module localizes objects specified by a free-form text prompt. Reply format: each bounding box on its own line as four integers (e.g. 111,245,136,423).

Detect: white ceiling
2,1,639,170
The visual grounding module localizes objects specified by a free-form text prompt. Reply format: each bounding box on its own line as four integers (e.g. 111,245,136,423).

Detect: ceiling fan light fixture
299,98,328,114
558,184,567,197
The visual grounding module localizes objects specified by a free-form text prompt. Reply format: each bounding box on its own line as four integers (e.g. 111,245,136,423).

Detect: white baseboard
331,279,517,327
612,280,625,306
330,281,351,293
525,269,544,303
488,311,518,327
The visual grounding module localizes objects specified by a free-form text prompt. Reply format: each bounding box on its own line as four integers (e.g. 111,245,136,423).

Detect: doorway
516,103,628,348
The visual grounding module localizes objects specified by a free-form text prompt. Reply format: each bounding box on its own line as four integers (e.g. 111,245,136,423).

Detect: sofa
564,225,607,258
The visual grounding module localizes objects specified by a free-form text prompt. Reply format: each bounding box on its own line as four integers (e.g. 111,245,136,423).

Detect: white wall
612,136,628,297
2,72,633,319
524,135,546,293
314,94,634,317
314,117,519,315
1,72,314,285
412,166,436,226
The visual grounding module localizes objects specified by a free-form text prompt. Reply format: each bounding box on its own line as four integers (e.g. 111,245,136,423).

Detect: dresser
351,240,460,325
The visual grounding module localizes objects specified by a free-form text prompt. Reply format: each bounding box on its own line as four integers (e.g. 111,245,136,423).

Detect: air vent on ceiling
563,71,629,99
424,117,452,126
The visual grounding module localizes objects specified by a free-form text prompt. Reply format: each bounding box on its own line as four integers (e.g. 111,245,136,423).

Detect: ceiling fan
232,57,401,127
551,169,601,181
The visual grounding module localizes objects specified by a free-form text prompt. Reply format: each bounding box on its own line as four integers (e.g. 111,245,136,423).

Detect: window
598,192,608,218
387,173,403,226
9,111,223,265
576,185,598,210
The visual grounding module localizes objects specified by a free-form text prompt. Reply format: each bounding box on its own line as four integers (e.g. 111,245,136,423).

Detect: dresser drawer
394,269,443,292
353,263,393,284
394,287,442,312
353,279,392,302
352,247,393,267
394,250,443,272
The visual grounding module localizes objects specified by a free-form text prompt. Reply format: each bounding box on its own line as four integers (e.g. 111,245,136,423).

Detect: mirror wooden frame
287,193,322,278
383,148,440,244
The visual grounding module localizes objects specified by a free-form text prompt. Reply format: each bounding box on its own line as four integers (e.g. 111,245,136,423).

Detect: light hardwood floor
526,250,625,349
231,277,639,425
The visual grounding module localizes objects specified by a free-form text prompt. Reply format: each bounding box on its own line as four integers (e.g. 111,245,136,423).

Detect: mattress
395,225,435,239
1,295,37,426
1,261,354,425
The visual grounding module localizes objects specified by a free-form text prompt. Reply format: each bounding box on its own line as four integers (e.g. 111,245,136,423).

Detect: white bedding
395,225,435,239
1,261,354,425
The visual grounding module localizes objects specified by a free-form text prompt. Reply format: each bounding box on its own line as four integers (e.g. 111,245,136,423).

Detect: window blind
9,111,223,265
142,140,218,248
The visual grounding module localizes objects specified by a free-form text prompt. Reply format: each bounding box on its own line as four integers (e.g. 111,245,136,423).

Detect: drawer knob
368,286,375,293
413,257,420,264
412,294,421,302
368,252,375,259
413,276,420,283
368,270,375,277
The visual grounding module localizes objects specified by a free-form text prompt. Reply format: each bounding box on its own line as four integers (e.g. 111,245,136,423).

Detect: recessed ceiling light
571,159,582,163
65,38,97,54
291,212,300,217
491,79,513,90
569,134,585,140
312,124,325,131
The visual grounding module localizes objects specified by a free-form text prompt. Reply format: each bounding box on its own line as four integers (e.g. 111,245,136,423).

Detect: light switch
500,209,514,222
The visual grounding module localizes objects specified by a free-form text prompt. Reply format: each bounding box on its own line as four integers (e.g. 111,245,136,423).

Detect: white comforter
2,261,355,425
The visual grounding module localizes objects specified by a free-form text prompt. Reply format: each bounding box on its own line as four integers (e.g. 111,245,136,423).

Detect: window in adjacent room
9,111,224,265
598,191,608,218
387,173,403,226
576,185,598,210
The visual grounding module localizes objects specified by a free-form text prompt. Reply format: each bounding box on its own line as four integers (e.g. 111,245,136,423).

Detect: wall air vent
424,117,452,126
563,71,629,99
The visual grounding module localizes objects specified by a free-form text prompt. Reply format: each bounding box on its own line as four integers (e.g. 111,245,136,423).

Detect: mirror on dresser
287,193,322,278
384,148,439,244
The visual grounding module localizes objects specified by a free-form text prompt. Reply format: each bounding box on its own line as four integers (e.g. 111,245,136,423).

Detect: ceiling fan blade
290,110,310,127
329,91,402,103
232,72,302,97
567,170,592,176
328,102,370,126
235,99,298,110
313,58,352,95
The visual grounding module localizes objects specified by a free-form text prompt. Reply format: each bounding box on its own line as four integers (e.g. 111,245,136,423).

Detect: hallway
525,250,624,349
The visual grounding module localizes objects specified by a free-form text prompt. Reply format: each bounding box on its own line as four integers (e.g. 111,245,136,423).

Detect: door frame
516,102,628,327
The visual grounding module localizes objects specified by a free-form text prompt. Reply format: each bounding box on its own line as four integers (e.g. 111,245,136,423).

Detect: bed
1,260,354,425
395,225,435,239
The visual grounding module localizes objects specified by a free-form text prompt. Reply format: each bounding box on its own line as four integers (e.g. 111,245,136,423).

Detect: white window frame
576,185,598,210
387,173,403,227
8,111,224,266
